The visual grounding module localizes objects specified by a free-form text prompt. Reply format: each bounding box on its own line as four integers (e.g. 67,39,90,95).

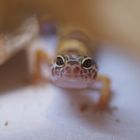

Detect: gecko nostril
73,66,80,74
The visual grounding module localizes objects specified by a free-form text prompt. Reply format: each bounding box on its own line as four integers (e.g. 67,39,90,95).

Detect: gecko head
51,54,98,88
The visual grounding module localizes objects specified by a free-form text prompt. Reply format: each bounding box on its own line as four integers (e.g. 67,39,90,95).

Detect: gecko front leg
31,49,49,84
95,74,111,109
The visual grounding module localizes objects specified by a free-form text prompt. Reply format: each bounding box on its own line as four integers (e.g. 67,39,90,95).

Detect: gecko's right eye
81,57,93,69
56,55,65,67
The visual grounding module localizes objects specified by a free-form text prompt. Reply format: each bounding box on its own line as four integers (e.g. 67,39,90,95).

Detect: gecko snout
64,64,80,76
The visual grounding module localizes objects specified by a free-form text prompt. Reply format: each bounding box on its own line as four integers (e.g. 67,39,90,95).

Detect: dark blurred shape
0,50,28,93
40,21,58,36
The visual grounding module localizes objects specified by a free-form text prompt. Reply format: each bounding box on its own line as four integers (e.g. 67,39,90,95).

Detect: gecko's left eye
81,57,93,69
56,55,65,67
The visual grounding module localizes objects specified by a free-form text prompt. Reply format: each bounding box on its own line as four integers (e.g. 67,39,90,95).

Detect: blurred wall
0,0,140,56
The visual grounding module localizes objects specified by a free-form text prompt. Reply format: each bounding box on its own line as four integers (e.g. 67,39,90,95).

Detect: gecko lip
53,76,93,89
60,74,91,81
63,74,82,78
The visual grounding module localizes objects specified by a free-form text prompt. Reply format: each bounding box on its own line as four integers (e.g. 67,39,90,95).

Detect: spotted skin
51,54,98,89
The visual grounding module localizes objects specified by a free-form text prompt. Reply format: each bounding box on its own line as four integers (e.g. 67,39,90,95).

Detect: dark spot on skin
88,69,91,73
61,69,64,73
55,69,60,75
60,69,64,77
85,76,88,79
80,70,83,75
84,69,87,73
95,63,98,70
94,72,97,79
89,69,97,79
80,104,89,112
88,73,92,77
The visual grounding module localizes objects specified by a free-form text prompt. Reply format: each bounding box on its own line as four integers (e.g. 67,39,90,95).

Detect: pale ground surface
0,39,140,140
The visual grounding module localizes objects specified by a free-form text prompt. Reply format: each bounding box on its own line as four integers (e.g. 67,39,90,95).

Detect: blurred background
0,1,140,140
0,0,140,57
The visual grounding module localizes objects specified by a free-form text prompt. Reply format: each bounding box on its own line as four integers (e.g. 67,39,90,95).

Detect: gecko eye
56,55,65,67
81,57,93,69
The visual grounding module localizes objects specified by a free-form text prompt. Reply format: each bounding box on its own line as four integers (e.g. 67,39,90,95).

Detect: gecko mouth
60,73,92,81
53,76,92,89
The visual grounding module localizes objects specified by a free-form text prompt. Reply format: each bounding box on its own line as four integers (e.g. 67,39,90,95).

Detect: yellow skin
31,30,111,109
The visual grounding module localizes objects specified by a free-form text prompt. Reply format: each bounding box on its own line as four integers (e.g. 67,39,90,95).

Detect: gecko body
29,28,111,109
